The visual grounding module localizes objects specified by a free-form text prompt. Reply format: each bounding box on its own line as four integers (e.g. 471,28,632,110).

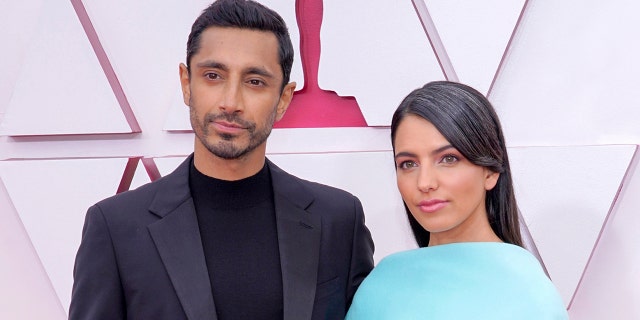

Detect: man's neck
193,145,267,181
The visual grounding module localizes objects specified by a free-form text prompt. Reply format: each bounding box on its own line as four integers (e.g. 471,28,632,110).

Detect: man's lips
211,120,246,134
417,199,448,213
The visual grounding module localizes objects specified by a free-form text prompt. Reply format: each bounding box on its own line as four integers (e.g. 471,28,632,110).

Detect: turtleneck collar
189,160,273,210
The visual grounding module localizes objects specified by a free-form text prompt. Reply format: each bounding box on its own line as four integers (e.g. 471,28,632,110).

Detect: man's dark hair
186,0,294,89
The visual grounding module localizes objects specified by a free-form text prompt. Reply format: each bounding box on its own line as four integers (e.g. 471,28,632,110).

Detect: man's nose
218,81,243,113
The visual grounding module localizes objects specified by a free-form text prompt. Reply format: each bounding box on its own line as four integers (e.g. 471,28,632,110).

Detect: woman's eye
398,161,417,169
441,155,458,164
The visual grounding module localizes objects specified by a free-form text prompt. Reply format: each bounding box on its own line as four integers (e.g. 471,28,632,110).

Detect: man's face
180,27,295,160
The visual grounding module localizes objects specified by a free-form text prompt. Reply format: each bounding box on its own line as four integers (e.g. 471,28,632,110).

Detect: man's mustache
204,112,256,131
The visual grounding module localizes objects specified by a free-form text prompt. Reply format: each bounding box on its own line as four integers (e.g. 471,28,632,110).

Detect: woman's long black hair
390,81,523,247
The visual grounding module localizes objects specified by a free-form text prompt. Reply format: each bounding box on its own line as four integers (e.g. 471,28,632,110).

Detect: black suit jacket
69,155,374,320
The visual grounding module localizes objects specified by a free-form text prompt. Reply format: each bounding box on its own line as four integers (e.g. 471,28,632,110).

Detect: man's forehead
191,27,281,76
200,26,278,46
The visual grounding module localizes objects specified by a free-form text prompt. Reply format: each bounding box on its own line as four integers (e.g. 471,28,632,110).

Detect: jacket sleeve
346,196,375,308
69,205,125,320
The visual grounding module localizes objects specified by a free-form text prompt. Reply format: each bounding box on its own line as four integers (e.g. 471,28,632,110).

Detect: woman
346,81,568,319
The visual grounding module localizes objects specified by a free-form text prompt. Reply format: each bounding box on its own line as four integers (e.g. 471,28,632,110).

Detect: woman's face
393,115,500,245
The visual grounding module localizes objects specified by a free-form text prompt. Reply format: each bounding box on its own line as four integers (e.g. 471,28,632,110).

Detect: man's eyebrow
245,67,275,79
195,60,227,71
193,61,276,79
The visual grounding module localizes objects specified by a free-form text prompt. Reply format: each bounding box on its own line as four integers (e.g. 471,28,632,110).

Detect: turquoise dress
346,242,568,319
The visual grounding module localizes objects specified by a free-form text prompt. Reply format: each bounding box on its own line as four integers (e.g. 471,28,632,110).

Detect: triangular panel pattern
128,159,154,191
0,0,131,136
268,127,392,154
155,156,189,176
319,0,445,126
426,0,525,94
0,1,43,120
0,158,129,314
569,147,640,318
490,0,640,146
0,176,66,319
509,145,635,306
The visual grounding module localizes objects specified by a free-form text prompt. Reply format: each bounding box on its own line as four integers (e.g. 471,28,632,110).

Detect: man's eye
248,79,264,86
205,73,220,80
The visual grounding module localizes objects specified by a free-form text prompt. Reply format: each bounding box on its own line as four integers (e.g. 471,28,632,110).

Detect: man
69,0,374,319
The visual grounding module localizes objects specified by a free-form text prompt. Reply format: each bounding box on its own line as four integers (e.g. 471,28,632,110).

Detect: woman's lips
417,199,448,213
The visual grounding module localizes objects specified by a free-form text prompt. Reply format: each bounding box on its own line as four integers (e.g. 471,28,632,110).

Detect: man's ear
179,63,191,106
275,82,296,121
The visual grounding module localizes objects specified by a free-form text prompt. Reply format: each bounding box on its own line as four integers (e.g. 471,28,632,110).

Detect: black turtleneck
189,161,283,320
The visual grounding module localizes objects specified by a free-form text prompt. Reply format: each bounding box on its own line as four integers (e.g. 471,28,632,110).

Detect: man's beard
191,107,276,160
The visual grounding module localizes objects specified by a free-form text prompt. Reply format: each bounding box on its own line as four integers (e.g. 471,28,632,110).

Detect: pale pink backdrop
1,0,638,318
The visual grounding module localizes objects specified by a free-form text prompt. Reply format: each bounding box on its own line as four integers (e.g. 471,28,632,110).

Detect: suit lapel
269,160,321,320
146,157,321,319
147,155,218,320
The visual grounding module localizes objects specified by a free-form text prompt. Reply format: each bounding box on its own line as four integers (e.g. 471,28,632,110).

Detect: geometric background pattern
1,0,639,318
